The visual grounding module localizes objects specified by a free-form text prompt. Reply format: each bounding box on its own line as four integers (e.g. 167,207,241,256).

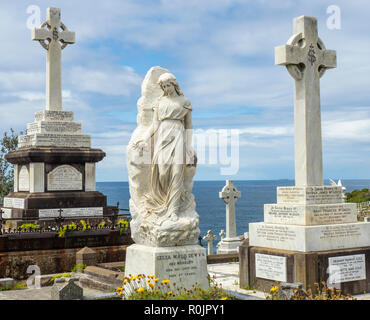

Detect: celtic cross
32,7,75,111
275,16,336,186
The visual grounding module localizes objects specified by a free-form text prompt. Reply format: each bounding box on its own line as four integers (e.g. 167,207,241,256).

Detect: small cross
219,229,225,240
32,7,75,111
275,16,336,186
203,230,217,255
219,180,241,239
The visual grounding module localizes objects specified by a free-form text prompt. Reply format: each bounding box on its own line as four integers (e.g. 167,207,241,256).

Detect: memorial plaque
277,186,343,205
255,253,287,282
264,203,357,225
39,207,103,218
18,165,30,191
47,165,83,191
3,197,26,209
328,254,366,284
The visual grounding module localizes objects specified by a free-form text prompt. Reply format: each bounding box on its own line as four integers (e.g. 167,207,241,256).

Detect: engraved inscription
328,254,366,284
47,165,82,191
18,165,30,191
255,253,287,282
39,207,103,218
3,197,26,209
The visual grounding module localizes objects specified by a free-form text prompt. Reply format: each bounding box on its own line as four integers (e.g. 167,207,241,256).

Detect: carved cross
275,16,336,187
203,230,217,255
32,7,75,111
219,180,241,239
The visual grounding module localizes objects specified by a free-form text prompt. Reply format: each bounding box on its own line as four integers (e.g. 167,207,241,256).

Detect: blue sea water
97,179,370,252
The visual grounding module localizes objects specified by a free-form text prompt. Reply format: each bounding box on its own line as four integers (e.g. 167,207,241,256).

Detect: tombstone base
216,237,243,254
239,240,370,295
125,244,209,290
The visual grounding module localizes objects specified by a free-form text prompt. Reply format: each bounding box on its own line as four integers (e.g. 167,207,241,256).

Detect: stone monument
217,180,243,254
124,66,208,290
241,16,370,295
203,230,217,255
1,8,110,223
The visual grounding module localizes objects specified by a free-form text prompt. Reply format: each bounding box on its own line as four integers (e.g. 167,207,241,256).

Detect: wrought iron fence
0,201,130,235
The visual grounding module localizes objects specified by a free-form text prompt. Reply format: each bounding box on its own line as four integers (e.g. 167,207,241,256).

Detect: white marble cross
32,7,75,111
219,180,241,239
275,16,336,187
203,230,217,255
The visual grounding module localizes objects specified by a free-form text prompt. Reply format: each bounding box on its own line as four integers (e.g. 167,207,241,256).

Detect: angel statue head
157,73,183,97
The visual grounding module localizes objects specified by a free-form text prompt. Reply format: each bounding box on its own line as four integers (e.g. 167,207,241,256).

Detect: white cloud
68,65,141,96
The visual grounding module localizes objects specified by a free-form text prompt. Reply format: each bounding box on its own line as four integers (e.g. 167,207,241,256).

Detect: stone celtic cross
275,16,336,187
203,230,217,255
219,180,241,239
32,7,75,111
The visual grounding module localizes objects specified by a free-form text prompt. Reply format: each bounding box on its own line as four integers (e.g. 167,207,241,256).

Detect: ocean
97,179,370,253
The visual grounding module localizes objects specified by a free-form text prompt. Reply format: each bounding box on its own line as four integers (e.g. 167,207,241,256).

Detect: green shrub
49,273,71,284
71,264,87,273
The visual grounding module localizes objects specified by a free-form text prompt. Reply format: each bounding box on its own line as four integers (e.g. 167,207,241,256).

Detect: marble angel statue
126,67,200,247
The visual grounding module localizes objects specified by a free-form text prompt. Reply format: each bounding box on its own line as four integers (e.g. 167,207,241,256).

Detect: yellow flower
168,291,173,295
137,287,145,293
154,278,160,282
154,290,159,293
220,297,228,300
161,279,170,284
270,286,279,293
148,282,155,289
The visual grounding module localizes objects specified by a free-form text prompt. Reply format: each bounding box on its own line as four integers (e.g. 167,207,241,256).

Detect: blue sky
0,0,369,182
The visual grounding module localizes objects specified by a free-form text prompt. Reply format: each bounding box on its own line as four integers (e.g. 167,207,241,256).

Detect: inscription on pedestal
328,254,366,284
38,207,103,218
255,253,287,282
156,251,206,280
47,165,82,191
18,165,30,191
3,197,25,209
277,186,343,204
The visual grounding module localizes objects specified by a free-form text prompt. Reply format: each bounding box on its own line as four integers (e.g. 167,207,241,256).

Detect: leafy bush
19,223,40,231
71,264,87,273
49,273,71,284
346,189,370,203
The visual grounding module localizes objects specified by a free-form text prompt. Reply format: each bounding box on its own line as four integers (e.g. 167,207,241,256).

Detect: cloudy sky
0,0,369,182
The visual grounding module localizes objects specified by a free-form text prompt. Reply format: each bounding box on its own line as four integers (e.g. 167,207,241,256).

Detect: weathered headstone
124,67,208,290
76,247,97,266
1,7,111,222
217,180,243,254
203,230,217,255
51,277,83,300
243,16,370,295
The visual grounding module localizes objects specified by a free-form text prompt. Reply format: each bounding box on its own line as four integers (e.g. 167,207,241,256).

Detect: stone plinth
249,221,370,252
217,237,243,255
239,241,370,295
124,244,209,290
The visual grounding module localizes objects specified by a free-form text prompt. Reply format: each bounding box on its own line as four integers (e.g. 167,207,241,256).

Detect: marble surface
124,244,208,290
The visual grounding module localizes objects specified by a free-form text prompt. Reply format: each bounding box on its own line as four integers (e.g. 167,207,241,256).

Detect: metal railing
0,201,130,235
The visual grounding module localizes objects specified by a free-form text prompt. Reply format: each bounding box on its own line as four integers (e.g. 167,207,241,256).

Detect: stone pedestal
244,186,370,295
125,244,209,290
217,237,243,254
1,111,111,221
239,242,370,295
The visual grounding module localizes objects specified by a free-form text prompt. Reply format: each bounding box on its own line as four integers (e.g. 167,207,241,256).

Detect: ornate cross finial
32,7,75,111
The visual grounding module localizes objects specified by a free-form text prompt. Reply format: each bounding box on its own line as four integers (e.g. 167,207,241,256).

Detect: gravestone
1,7,111,223
51,277,83,300
124,66,208,290
217,180,243,254
241,16,370,295
203,230,217,255
76,246,97,266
